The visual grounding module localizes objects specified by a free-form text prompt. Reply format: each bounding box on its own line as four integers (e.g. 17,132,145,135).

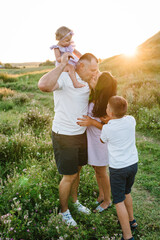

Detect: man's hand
61,52,74,66
77,115,103,130
77,115,93,126
38,52,74,92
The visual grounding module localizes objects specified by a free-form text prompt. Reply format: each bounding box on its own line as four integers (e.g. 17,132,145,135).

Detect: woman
77,71,117,212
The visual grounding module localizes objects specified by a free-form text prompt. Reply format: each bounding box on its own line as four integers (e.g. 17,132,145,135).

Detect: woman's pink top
87,102,109,166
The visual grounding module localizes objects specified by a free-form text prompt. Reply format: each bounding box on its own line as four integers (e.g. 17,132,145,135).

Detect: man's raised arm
38,52,73,92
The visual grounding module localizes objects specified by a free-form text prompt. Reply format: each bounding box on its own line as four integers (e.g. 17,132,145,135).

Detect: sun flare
123,47,137,57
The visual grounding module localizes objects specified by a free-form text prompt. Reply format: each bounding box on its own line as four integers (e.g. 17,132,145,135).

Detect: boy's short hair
108,96,128,118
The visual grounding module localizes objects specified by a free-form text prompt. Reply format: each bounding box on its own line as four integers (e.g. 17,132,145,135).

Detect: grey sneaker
60,209,77,226
74,200,91,214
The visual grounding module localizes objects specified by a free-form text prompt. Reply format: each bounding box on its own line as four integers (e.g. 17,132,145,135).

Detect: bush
19,108,52,133
39,60,55,67
0,120,17,135
120,79,160,109
0,129,53,165
7,93,30,105
0,87,15,100
136,107,160,134
0,158,60,239
0,100,14,111
0,73,17,83
4,63,13,69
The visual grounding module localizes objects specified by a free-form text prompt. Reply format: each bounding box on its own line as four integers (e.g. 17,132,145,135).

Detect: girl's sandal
130,219,138,230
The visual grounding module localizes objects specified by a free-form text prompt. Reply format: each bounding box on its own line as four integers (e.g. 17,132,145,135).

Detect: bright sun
123,46,137,57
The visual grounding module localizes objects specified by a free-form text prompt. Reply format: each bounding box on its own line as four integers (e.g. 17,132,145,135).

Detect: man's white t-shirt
100,116,138,169
52,72,90,135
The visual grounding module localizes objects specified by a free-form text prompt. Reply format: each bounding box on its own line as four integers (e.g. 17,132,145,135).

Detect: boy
100,96,138,240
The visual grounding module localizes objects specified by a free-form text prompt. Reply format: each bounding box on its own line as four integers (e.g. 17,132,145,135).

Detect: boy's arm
100,125,108,144
38,52,73,92
77,115,103,130
54,48,61,63
73,49,82,58
100,116,112,124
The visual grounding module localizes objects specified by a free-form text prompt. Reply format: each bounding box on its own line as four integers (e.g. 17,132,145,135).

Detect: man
38,52,98,226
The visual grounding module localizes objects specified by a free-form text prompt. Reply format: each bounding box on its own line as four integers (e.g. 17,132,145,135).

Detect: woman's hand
77,115,93,126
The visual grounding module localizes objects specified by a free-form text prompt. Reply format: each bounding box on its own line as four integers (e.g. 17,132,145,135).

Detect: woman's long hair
90,71,117,118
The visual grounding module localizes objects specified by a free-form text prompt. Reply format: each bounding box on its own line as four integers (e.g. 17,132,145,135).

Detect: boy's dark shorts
51,131,87,175
109,163,138,204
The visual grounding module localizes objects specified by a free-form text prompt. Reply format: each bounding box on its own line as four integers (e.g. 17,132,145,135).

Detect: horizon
1,0,160,63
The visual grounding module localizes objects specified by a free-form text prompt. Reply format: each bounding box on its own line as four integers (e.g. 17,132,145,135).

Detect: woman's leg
93,166,104,202
94,166,111,208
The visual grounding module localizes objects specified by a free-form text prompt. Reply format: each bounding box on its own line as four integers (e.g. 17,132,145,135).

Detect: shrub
0,120,17,135
0,158,59,239
0,129,53,165
7,93,30,105
120,79,160,109
19,108,52,133
4,63,13,69
136,107,160,134
0,87,15,100
0,100,14,111
39,60,55,67
0,73,17,82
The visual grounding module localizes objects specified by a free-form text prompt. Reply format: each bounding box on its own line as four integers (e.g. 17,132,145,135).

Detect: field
0,63,160,240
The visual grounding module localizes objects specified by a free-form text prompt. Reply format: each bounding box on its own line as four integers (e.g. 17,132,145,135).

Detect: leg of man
59,173,78,213
116,201,133,239
70,166,82,202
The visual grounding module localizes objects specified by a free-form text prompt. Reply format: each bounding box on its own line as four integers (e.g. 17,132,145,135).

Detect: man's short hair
79,53,98,63
108,96,128,118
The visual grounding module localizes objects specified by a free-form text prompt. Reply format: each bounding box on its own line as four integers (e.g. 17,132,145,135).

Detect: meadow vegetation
0,33,160,239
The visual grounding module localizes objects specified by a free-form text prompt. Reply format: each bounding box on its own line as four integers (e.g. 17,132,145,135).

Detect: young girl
50,26,84,88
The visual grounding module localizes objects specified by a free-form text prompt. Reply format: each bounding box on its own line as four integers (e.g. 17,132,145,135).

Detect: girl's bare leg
64,64,85,88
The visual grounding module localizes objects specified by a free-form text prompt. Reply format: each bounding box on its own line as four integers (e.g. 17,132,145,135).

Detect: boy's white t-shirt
100,115,138,169
52,72,90,135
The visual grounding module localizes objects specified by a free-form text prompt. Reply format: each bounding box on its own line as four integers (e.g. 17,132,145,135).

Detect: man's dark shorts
109,163,138,204
51,131,88,175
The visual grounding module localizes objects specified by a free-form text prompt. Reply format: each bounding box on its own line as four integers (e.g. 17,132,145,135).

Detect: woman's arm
73,49,82,58
77,115,103,130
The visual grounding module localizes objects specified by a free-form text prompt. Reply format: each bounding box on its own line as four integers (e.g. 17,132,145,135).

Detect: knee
63,173,78,184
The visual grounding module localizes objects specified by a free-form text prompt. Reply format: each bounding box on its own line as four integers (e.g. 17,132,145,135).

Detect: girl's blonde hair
55,26,72,40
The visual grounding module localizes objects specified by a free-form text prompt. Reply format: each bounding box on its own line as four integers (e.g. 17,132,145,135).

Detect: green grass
0,66,160,239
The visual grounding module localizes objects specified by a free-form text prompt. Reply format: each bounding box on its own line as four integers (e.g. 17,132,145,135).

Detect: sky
1,0,160,63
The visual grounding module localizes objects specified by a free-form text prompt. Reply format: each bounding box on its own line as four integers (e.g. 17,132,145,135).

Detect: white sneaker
59,209,77,226
74,200,91,214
